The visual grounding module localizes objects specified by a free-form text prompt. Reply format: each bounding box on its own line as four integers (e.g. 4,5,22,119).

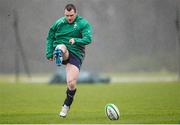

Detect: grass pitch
0,81,180,124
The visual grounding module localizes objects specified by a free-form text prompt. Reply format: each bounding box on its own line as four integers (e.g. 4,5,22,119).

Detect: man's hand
69,38,75,44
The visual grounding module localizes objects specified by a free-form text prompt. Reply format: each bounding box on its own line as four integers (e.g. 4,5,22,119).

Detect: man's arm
46,23,56,60
74,23,92,45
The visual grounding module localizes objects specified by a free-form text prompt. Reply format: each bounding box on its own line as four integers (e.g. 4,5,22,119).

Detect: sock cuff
66,88,76,96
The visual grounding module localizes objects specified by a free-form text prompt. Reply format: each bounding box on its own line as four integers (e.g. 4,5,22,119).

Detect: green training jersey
46,15,92,63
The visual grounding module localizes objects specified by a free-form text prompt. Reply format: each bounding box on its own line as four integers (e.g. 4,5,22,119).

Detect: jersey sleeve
45,21,57,59
74,22,92,46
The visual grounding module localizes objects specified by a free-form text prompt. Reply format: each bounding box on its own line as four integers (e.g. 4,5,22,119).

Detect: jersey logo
74,22,77,29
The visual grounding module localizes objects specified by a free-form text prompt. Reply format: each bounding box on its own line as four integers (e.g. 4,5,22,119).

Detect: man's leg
59,63,79,117
64,63,79,104
54,44,69,66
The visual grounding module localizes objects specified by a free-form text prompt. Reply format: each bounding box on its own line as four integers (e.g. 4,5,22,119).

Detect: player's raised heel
53,49,63,66
59,105,70,118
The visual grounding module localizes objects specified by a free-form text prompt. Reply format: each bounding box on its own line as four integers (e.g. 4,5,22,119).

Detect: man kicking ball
45,4,92,117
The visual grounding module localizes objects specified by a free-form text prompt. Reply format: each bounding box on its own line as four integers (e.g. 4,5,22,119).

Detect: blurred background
0,0,180,83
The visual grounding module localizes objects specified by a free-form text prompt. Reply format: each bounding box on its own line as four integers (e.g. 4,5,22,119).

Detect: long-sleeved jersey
46,15,92,63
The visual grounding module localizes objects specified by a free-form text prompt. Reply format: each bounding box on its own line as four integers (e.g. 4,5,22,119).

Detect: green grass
0,82,180,124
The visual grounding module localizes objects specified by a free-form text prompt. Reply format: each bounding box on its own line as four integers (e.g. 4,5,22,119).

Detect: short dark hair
65,4,76,13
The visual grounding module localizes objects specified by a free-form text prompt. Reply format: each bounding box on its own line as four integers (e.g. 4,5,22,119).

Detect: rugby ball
105,103,120,120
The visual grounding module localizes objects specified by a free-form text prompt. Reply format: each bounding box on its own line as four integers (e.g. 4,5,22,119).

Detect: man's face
64,9,77,24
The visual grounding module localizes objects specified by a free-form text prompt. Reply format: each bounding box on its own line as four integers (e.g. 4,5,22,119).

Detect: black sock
63,88,76,107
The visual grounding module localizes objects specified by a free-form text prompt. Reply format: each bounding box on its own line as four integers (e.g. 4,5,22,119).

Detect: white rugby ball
105,103,120,120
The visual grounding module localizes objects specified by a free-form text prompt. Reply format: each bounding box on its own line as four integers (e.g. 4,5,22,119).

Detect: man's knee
56,44,67,52
67,79,77,90
56,44,69,60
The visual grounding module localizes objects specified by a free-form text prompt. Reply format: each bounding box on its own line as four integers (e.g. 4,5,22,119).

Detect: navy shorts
62,53,82,70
